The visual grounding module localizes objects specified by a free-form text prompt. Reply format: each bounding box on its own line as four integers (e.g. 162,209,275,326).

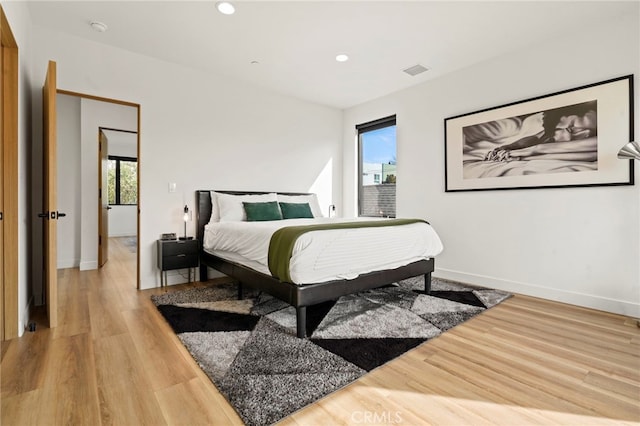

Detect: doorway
55,90,140,288
98,128,138,268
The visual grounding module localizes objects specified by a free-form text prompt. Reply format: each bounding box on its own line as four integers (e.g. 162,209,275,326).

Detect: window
357,115,396,218
108,156,137,205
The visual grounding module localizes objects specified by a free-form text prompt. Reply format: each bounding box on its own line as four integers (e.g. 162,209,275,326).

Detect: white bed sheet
203,218,443,285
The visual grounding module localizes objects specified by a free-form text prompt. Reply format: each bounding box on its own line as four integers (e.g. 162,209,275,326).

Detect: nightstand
157,239,199,287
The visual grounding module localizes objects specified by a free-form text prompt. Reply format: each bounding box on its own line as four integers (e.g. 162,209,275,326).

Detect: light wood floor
1,237,639,425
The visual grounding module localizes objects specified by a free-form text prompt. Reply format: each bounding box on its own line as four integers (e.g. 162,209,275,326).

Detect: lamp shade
617,141,640,160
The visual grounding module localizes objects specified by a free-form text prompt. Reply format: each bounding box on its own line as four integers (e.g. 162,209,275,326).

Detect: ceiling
27,1,636,109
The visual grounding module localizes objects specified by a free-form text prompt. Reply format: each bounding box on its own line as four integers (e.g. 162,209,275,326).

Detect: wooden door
98,130,109,266
1,5,19,339
43,60,58,328
0,34,4,340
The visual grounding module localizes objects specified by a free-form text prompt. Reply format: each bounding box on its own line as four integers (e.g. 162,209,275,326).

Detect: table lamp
179,205,192,240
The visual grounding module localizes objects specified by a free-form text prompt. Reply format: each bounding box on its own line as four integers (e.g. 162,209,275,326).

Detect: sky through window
362,125,396,164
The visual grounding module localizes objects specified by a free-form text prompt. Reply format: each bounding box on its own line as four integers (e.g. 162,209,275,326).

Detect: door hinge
99,235,102,245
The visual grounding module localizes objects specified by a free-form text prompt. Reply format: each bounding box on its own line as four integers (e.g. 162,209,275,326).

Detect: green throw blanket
268,219,427,283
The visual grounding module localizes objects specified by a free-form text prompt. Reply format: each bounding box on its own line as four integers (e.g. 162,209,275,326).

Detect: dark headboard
196,190,311,251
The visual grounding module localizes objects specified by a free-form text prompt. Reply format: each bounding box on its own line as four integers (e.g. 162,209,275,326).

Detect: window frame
108,155,138,206
356,115,397,217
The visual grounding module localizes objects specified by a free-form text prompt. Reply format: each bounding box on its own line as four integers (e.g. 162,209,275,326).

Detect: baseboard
434,267,640,319
58,258,79,269
79,260,98,271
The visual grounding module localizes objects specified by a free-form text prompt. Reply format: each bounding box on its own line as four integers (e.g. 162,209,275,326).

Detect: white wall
108,206,136,237
2,1,34,335
108,133,137,157
343,12,640,317
56,94,81,268
31,25,343,289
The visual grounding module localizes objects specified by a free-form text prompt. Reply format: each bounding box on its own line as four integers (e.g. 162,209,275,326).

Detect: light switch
168,182,177,193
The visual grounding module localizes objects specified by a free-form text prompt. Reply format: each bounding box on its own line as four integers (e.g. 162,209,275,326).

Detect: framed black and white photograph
444,75,634,192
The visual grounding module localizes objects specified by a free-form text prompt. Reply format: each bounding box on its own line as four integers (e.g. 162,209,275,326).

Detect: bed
196,190,443,338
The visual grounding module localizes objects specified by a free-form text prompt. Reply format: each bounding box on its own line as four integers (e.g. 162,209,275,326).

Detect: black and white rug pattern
152,277,510,426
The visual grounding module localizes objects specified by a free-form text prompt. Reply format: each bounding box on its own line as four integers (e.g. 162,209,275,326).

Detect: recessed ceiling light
90,21,108,33
216,1,235,15
336,54,349,62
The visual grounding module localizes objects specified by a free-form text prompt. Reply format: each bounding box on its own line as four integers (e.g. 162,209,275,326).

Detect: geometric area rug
151,276,511,426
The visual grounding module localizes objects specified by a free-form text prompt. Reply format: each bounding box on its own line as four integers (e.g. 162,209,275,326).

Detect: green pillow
279,202,314,219
243,201,282,221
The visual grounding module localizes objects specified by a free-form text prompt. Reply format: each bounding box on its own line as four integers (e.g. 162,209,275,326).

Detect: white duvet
203,217,443,285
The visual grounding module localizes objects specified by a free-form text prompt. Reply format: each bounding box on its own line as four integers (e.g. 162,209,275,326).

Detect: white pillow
217,192,278,222
277,194,323,218
209,191,221,223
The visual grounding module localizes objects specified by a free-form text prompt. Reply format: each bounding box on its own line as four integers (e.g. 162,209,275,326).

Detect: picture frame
444,75,634,192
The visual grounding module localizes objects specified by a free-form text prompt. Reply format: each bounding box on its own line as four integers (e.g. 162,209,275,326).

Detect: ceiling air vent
402,64,429,76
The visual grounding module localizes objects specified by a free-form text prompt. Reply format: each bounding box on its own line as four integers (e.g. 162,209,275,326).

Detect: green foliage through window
108,156,137,205
107,160,116,204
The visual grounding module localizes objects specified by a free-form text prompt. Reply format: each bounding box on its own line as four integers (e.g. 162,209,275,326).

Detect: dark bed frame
196,190,435,338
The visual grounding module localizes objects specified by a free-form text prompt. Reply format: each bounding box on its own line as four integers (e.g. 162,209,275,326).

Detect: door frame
98,129,108,268
1,5,19,340
57,89,141,289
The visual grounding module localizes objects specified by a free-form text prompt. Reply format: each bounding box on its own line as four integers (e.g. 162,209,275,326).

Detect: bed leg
237,282,243,300
296,306,307,338
199,264,208,282
425,272,432,294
